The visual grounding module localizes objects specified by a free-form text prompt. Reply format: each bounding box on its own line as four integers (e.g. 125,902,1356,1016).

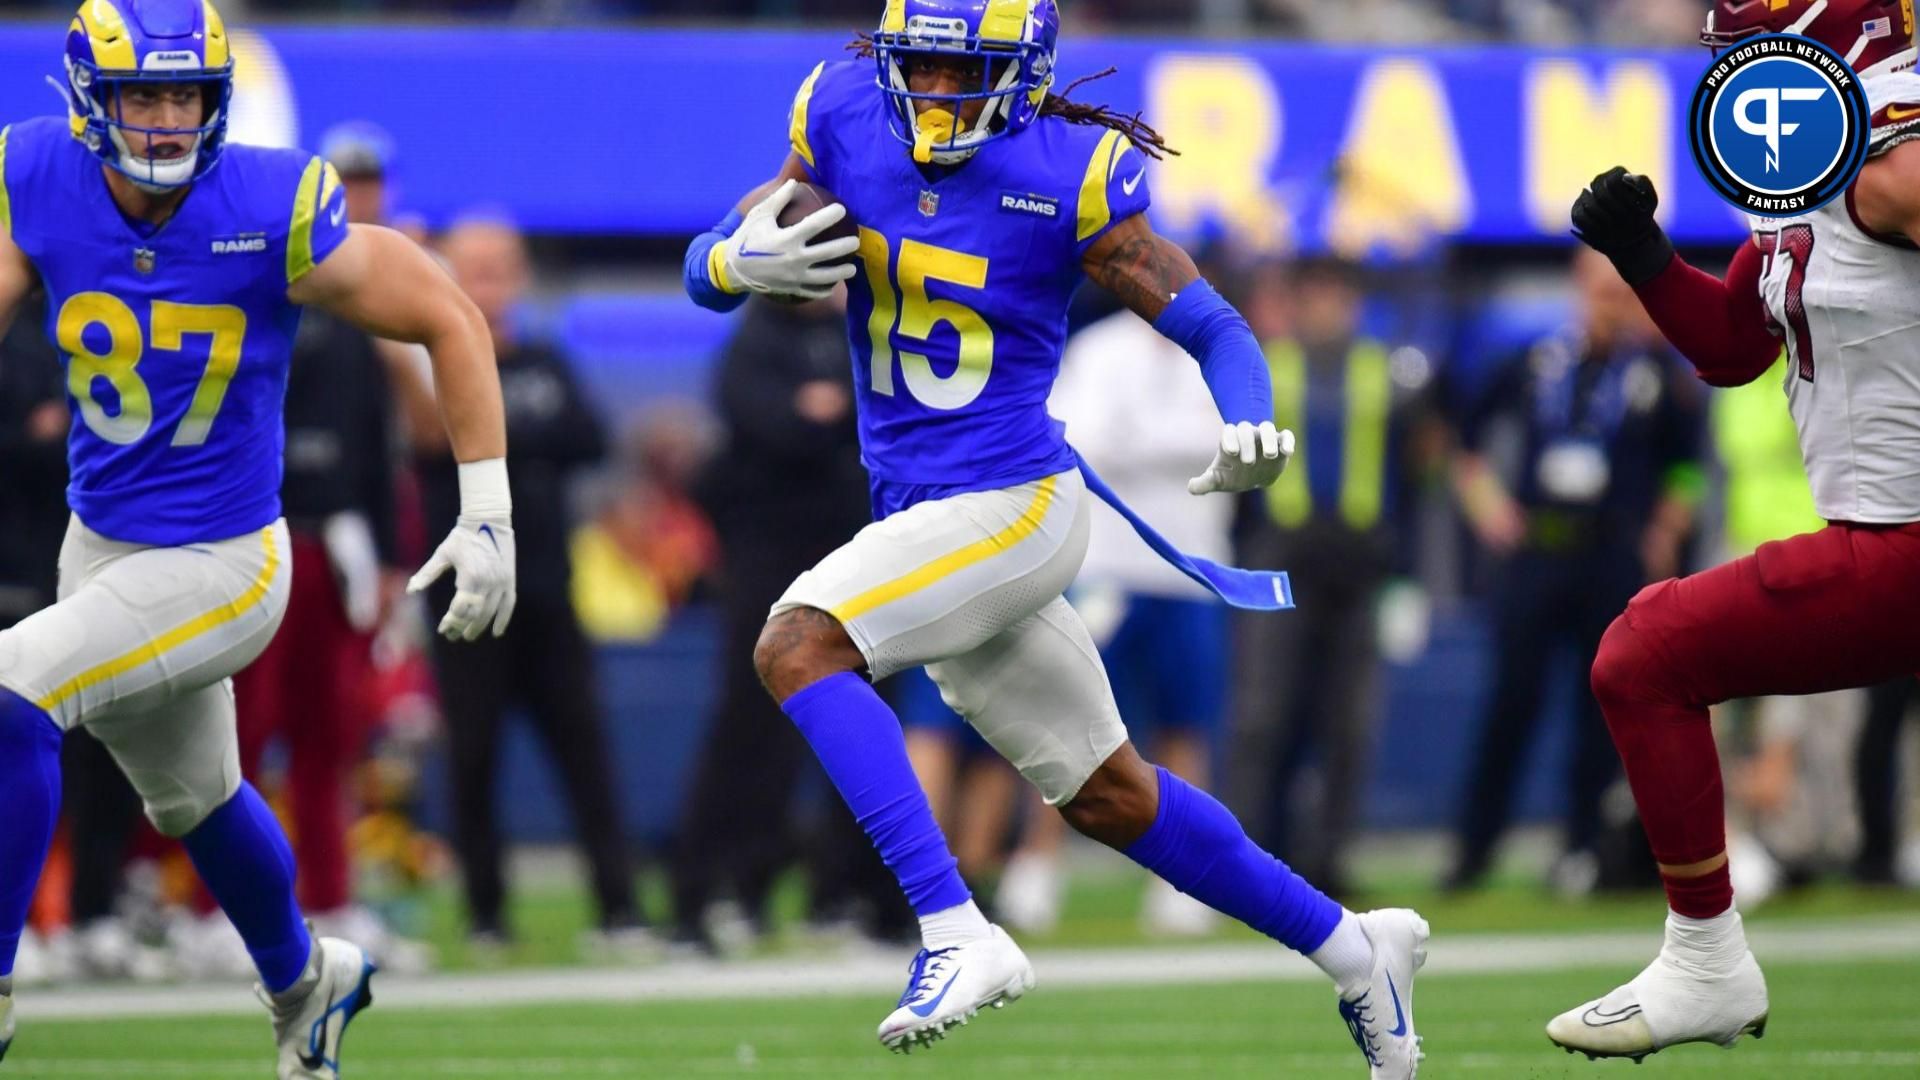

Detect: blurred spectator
570,403,718,643
1445,247,1706,894
217,257,412,960
421,216,648,951
1223,256,1428,897
1856,680,1915,886
668,292,906,951
0,293,93,983
1027,301,1241,934
0,300,64,625
1709,355,1864,905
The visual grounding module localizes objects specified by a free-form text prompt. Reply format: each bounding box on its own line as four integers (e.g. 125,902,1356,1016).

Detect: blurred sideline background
0,4,1916,1072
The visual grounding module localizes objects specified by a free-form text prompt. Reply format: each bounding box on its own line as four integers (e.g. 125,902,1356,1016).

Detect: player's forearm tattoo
1089,233,1192,321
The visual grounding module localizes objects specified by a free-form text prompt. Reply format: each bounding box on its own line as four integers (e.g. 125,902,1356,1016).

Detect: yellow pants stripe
830,476,1058,624
35,527,281,712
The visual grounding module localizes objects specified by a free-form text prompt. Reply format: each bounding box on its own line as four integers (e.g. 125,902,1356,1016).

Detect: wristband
684,209,750,313
457,457,512,522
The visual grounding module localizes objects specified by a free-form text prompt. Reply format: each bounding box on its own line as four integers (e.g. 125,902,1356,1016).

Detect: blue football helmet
871,0,1059,164
64,0,234,191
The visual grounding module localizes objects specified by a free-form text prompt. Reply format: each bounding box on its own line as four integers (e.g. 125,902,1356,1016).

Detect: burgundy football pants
1590,522,1920,917
230,532,375,913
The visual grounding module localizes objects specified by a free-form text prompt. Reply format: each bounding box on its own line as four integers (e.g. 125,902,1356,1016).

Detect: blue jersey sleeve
788,61,829,183
0,125,15,243
1072,130,1151,256
286,155,349,285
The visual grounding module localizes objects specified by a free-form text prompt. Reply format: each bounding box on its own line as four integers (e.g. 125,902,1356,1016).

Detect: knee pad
85,687,242,838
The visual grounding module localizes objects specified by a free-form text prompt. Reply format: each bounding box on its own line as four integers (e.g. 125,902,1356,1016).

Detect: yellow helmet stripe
0,126,11,238
880,0,906,32
287,156,325,284
201,0,229,68
76,0,137,71
789,61,825,170
979,0,1028,42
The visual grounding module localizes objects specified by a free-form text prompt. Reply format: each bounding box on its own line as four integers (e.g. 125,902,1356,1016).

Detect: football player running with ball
686,2,1428,1074
0,2,514,1077
1550,0,1920,1063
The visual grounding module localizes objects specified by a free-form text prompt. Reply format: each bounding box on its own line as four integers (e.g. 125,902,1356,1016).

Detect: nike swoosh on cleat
1582,1003,1644,1027
908,967,963,1018
299,990,340,1072
1386,973,1409,1038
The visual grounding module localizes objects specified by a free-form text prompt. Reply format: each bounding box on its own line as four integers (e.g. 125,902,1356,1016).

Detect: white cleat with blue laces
1339,908,1430,1079
877,925,1035,1053
259,935,377,1080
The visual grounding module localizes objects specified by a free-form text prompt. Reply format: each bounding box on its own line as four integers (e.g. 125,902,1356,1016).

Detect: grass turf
9,957,1918,1078
408,864,1920,968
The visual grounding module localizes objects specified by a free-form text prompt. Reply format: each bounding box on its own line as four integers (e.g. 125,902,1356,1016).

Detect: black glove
1570,166,1674,287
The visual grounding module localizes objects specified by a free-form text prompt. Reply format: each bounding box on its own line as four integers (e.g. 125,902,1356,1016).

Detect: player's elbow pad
685,209,750,313
1153,279,1273,425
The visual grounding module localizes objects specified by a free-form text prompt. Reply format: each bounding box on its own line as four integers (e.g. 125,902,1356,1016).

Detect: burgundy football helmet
1703,0,1917,76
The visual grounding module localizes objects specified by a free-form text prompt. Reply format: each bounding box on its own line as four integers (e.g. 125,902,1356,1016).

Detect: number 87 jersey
0,115,348,546
790,60,1150,512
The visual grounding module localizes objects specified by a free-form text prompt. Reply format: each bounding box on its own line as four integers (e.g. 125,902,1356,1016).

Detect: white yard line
16,916,1920,1022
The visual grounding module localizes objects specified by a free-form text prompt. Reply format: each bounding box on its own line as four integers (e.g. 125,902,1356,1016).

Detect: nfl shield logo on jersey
132,247,156,274
918,190,940,218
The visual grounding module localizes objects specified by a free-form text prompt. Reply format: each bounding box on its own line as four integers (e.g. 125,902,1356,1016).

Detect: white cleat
0,989,14,1064
258,936,377,1080
1546,915,1768,1062
877,925,1035,1053
1339,908,1430,1079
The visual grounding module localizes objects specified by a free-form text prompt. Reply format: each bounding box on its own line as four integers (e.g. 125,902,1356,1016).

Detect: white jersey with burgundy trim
1747,69,1920,523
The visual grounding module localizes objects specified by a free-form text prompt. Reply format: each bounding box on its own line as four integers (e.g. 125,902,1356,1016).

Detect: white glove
408,459,517,641
1188,421,1295,495
721,179,861,301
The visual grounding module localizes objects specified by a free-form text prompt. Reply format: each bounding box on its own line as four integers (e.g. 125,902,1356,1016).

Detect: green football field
7,957,1918,1078
7,863,1918,1078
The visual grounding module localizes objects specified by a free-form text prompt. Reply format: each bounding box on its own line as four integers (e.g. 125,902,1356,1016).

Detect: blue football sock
182,782,312,992
0,690,61,978
1125,766,1342,953
782,672,971,916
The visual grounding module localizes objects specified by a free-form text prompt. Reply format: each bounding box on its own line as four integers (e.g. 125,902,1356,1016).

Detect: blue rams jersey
1,115,349,545
789,60,1151,517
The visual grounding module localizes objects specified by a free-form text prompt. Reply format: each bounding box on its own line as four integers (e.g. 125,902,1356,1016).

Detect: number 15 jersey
789,60,1151,517
1,115,349,546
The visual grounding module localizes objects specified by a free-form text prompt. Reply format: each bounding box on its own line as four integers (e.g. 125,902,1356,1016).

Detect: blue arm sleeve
684,209,750,313
1151,279,1273,426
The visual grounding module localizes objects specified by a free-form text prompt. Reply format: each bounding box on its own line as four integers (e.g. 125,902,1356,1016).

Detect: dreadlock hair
848,33,1177,160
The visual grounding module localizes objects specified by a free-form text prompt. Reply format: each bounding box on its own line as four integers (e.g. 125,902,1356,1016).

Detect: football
775,180,859,269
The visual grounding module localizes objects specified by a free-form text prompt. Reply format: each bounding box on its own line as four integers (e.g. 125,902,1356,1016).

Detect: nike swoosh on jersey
1386,973,1409,1037
908,966,964,1018
1122,171,1145,196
